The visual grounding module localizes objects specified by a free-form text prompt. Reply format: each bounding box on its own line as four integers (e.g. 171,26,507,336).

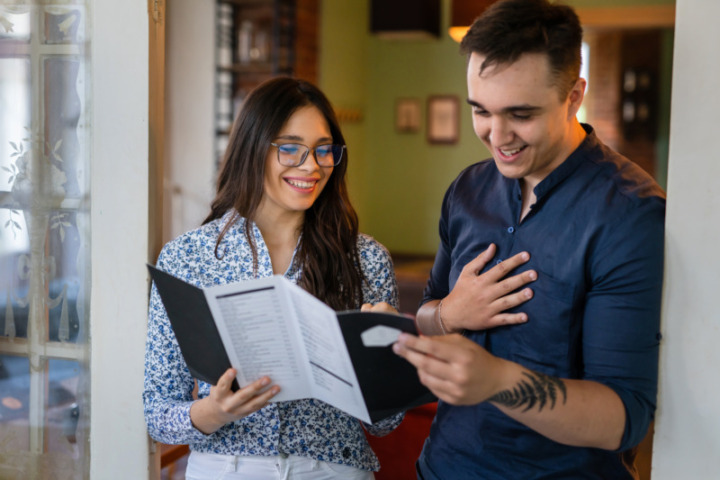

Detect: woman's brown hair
203,77,363,310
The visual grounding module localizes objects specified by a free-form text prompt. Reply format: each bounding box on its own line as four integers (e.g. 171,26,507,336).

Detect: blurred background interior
158,1,673,478
0,1,674,479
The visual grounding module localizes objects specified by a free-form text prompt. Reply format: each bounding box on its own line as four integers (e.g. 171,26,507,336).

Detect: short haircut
460,0,582,98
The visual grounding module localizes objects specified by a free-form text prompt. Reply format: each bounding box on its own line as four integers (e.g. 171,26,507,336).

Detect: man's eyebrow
466,99,542,114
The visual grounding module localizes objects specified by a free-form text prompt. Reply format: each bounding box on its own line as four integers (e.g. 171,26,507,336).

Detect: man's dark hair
460,0,582,98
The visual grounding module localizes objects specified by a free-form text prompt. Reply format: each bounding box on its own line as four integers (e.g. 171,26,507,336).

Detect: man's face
466,52,585,189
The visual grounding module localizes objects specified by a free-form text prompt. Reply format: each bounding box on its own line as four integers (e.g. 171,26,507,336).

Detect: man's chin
492,159,526,180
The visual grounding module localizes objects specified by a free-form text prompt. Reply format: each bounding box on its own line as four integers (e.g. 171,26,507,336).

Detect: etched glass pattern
0,3,90,479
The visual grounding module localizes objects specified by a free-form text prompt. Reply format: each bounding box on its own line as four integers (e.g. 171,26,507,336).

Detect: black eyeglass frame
270,142,346,168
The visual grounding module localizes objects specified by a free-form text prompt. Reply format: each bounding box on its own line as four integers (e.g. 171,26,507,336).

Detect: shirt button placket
498,225,517,265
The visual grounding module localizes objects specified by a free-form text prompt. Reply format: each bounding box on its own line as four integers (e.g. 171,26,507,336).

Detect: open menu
147,265,436,424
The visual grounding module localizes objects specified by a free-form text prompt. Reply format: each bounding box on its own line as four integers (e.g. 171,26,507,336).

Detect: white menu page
205,275,370,423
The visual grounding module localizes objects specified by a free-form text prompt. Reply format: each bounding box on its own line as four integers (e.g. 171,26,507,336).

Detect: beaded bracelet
437,300,448,335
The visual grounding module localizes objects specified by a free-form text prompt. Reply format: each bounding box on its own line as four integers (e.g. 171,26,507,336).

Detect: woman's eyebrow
275,134,334,143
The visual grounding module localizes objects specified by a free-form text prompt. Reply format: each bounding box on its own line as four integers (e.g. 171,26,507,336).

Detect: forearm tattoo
488,370,567,412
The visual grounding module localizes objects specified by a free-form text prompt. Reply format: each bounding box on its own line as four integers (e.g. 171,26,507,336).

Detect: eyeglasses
270,142,346,168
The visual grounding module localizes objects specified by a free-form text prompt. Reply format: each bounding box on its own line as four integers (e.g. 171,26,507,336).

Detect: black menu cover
147,264,436,423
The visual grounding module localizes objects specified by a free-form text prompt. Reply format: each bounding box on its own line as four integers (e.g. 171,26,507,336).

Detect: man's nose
489,117,512,146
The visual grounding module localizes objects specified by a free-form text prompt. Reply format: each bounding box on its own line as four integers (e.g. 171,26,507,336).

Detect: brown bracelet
437,300,448,335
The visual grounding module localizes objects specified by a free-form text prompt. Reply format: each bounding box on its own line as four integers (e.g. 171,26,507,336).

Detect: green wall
363,0,474,254
318,0,371,223
320,0,674,256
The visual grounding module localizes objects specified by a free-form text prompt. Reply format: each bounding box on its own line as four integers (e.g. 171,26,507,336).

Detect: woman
143,77,401,479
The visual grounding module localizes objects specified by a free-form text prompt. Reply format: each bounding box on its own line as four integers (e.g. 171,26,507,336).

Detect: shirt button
496,259,503,265
507,226,515,233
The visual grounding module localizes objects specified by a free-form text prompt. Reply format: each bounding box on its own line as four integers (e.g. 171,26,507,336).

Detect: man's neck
519,180,536,222
519,121,587,221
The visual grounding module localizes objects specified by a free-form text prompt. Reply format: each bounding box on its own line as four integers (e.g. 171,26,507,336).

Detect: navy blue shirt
419,125,665,479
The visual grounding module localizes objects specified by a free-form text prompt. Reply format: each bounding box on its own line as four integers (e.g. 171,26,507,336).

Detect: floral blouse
143,211,402,471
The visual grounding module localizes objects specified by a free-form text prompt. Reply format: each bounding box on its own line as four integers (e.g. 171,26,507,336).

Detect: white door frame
90,1,152,478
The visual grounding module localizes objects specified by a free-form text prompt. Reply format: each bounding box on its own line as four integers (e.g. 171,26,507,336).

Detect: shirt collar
220,209,303,279
533,123,597,200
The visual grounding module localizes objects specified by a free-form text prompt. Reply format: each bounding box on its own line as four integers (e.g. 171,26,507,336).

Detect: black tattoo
488,371,567,412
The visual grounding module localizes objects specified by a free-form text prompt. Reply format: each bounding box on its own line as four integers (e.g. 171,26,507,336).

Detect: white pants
185,451,375,480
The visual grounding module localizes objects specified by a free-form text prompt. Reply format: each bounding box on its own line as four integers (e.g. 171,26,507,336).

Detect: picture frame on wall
395,97,421,133
427,95,459,144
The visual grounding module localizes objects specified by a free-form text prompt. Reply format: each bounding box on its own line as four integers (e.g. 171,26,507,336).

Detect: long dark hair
204,77,363,310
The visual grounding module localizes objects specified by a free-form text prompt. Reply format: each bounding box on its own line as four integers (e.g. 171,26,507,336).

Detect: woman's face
259,105,334,220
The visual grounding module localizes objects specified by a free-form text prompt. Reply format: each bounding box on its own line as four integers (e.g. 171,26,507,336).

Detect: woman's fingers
215,368,238,393
225,376,280,416
244,383,281,412
361,301,399,314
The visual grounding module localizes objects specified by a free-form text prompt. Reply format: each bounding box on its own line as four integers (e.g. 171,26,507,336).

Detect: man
379,0,665,478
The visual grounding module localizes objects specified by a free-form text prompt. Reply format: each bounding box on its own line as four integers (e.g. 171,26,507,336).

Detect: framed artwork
427,95,459,144
395,97,421,133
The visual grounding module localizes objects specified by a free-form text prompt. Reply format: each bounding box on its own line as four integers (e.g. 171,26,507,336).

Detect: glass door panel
0,3,90,479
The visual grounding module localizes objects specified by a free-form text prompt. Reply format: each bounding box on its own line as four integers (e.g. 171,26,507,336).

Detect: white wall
165,0,216,243
90,0,150,478
652,0,720,477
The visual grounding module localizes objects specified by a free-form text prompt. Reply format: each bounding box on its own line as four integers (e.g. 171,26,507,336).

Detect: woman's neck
252,206,304,274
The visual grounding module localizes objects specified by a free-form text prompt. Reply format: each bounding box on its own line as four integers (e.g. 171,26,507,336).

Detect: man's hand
419,244,536,334
393,333,626,450
392,333,508,405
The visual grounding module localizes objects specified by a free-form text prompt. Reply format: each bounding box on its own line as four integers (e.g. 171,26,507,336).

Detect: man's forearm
490,360,626,450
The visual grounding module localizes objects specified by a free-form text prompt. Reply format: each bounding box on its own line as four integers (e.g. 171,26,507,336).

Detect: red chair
366,402,437,480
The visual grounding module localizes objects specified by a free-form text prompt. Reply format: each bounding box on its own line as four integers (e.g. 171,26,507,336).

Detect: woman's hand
189,368,281,434
361,301,399,314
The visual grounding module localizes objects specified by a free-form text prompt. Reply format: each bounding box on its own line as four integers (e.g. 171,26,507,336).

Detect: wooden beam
576,5,675,29
148,0,166,262
160,444,189,468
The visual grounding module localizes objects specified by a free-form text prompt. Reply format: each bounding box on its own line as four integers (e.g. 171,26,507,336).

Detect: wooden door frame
149,0,166,263
148,0,166,478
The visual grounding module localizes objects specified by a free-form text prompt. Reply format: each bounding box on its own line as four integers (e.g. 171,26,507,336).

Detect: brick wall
584,29,662,177
294,0,318,84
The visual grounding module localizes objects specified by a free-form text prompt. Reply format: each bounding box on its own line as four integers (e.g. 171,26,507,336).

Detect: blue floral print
143,211,402,471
